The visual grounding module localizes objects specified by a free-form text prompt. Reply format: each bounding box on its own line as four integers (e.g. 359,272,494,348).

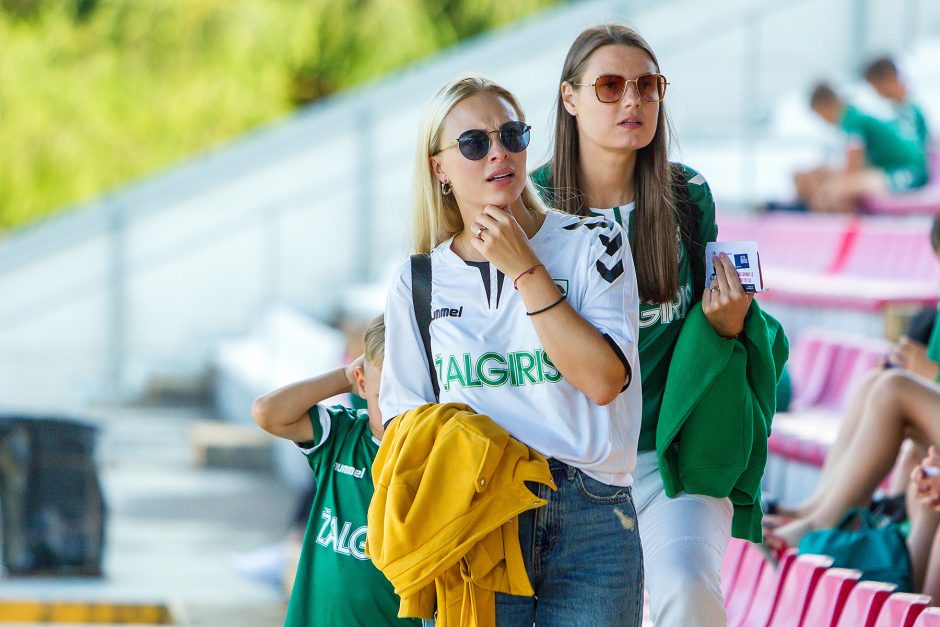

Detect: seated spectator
794,83,927,213
768,367,940,551
767,216,940,548
864,55,931,154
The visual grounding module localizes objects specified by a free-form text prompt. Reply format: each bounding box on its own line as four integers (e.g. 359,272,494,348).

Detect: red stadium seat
722,538,750,600
735,549,797,627
767,553,834,627
802,567,862,627
835,581,897,627
912,607,940,627
873,592,932,627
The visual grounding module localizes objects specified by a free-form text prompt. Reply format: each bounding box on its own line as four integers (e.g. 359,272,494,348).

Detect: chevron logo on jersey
562,216,625,284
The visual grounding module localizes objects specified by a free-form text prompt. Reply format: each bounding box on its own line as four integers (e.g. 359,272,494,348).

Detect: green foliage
0,0,559,230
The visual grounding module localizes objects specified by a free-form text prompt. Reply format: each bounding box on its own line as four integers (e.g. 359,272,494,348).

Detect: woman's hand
702,253,753,339
888,336,940,380
469,205,540,278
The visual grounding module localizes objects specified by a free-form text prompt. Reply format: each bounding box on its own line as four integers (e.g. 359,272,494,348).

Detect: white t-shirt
380,210,642,486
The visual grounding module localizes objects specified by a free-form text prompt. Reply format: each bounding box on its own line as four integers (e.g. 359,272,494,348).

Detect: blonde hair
363,313,385,367
412,73,547,253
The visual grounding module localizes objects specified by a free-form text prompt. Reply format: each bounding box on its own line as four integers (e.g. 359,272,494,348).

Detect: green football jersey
894,101,930,152
841,105,927,189
284,405,418,627
530,163,718,451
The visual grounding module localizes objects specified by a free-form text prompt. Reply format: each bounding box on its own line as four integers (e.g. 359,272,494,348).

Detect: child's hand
912,446,940,509
345,356,364,395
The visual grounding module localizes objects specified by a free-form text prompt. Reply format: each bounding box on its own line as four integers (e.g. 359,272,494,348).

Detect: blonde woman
380,74,645,625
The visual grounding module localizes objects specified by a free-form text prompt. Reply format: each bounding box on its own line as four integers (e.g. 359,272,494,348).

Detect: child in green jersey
794,82,927,213
252,314,419,627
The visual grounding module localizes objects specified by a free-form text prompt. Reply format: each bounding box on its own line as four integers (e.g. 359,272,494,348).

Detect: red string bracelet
513,263,544,290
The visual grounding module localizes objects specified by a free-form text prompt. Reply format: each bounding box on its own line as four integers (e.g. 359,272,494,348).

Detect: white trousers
634,449,734,627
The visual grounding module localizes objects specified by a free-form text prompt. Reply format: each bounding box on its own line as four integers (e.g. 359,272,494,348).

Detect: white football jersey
380,210,642,486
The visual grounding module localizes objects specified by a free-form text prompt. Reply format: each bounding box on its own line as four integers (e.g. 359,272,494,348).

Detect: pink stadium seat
861,147,940,216
912,607,940,627
734,549,797,627
835,216,938,281
788,332,841,410
718,212,766,245
757,212,855,273
835,581,897,627
726,543,771,626
873,592,932,627
722,538,750,600
759,214,939,312
802,568,862,627
767,554,834,627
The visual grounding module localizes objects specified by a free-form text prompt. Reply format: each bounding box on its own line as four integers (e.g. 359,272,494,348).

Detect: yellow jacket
366,403,555,626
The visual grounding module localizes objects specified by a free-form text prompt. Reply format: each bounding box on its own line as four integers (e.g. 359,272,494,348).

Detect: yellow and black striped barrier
0,601,173,624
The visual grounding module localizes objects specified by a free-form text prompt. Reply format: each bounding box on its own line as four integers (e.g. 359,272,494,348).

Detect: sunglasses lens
594,75,627,103
457,130,490,160
500,121,530,153
637,74,666,102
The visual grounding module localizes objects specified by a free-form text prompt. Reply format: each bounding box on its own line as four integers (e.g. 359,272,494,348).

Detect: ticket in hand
704,241,765,293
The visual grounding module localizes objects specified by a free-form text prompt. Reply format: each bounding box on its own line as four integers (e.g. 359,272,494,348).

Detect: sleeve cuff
602,333,632,392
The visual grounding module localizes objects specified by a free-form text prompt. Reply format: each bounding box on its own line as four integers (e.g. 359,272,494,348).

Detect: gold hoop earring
441,181,452,196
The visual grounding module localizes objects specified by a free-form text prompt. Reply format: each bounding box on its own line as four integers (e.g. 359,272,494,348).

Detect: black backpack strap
410,253,440,401
672,166,706,300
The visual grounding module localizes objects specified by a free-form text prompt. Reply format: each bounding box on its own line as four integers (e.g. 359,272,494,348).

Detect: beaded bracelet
526,293,566,317
513,263,544,290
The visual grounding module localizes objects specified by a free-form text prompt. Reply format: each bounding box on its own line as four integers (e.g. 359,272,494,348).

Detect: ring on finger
710,286,719,293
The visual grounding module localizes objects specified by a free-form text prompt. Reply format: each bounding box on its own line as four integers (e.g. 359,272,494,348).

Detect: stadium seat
734,548,797,627
912,607,940,627
802,568,863,627
726,543,772,626
767,553,834,627
873,592,932,627
861,148,940,216
835,580,897,627
722,537,750,600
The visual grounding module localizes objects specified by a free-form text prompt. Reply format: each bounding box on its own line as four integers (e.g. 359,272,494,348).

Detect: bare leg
829,169,889,213
908,472,940,593
923,522,940,599
788,370,884,517
795,167,833,206
888,440,927,497
772,371,940,547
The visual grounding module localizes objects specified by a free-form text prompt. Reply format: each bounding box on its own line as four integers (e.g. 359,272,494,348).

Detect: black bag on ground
0,415,106,576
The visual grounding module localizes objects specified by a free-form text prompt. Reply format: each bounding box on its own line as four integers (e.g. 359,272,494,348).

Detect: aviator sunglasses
573,73,668,104
435,120,531,161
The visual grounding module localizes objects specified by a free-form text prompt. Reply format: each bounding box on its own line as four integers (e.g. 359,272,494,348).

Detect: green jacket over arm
656,300,789,541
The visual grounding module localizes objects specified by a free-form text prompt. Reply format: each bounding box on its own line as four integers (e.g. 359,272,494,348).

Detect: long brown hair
549,24,678,304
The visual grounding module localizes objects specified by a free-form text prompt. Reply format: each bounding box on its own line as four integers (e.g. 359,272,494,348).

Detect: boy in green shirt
794,82,927,212
252,314,418,627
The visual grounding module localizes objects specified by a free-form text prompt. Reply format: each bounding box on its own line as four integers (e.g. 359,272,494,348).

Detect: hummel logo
431,306,463,322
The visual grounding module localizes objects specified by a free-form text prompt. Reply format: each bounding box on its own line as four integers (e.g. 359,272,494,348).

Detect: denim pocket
574,471,632,504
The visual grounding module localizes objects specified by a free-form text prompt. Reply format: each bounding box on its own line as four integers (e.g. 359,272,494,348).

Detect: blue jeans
494,459,644,627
